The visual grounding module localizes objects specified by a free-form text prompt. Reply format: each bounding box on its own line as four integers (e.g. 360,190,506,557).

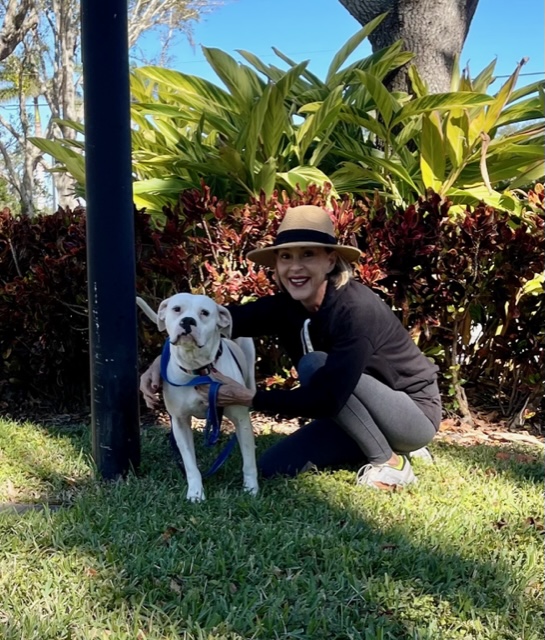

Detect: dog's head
157,293,232,351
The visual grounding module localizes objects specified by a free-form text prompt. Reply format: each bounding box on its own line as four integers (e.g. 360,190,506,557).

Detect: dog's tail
234,337,256,392
136,296,158,325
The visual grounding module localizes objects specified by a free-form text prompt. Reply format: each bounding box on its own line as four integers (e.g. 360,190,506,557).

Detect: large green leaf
471,59,497,93
360,154,421,194
325,13,388,85
254,158,278,197
51,118,85,134
508,161,545,188
420,111,445,192
444,109,469,168
236,84,272,175
152,120,187,149
132,177,193,195
133,191,171,212
449,54,461,92
337,107,389,141
408,65,428,97
236,50,285,84
132,103,185,118
278,166,338,197
508,80,545,104
261,62,307,159
271,47,324,88
352,69,400,127
330,162,389,192
447,185,523,212
29,138,86,185
494,96,545,129
134,67,234,111
391,93,493,126
392,116,422,149
343,41,413,84
202,47,264,111
482,60,528,132
295,87,344,161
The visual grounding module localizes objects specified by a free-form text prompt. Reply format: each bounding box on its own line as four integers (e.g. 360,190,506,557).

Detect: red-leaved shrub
1,184,543,425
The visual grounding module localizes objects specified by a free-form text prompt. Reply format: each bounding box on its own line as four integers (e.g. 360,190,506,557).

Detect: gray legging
258,351,439,478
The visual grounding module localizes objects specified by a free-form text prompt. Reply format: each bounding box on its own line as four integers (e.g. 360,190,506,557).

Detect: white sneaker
356,457,417,489
408,446,434,464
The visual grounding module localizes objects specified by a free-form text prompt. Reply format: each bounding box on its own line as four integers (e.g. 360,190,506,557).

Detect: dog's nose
180,316,197,332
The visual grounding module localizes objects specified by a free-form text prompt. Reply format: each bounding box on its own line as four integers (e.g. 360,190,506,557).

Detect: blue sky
144,0,544,89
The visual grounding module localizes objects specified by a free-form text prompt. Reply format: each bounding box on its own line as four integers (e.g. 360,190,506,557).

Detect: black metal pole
81,0,140,478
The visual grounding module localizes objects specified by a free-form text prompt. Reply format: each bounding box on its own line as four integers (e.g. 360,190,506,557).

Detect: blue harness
160,339,238,477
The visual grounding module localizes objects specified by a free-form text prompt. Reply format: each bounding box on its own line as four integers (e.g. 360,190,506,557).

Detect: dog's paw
186,486,205,502
243,481,259,497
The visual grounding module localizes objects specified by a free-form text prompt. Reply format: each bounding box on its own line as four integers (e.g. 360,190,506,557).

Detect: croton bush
0,185,543,426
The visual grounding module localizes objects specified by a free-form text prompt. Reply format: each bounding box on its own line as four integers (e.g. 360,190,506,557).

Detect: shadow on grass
0,421,542,638
0,418,94,510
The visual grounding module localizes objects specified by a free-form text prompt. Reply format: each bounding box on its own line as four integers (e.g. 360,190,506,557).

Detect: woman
140,206,441,489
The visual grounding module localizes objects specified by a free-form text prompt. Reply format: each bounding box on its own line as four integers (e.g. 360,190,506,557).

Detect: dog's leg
228,409,259,495
171,416,205,501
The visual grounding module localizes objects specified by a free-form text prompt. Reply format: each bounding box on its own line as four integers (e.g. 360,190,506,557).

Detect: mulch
2,406,544,449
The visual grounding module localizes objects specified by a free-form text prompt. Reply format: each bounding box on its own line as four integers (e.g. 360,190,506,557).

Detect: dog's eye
200,309,210,317
172,306,181,313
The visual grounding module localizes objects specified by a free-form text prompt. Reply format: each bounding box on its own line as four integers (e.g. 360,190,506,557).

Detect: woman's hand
196,369,255,408
140,355,162,409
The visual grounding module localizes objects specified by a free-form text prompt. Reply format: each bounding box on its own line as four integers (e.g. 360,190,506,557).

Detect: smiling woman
274,247,336,312
141,206,442,490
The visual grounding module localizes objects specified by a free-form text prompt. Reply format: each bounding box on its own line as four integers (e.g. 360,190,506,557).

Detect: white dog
137,293,259,501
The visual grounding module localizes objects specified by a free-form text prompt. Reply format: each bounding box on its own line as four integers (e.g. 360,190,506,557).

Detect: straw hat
246,205,362,268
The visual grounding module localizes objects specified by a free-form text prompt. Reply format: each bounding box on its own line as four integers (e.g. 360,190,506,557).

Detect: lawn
0,416,543,640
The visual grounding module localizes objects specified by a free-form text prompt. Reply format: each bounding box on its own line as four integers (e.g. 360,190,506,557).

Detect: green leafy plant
32,16,413,214
330,57,545,211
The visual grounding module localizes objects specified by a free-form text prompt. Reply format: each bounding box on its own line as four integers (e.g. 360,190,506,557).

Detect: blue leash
160,339,237,477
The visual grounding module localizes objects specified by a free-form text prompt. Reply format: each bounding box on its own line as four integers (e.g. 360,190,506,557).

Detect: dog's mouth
171,333,205,349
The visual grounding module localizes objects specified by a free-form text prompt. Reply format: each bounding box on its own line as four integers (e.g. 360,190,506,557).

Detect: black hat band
273,229,337,247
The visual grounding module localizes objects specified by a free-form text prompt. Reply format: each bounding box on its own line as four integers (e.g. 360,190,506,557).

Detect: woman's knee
297,351,327,386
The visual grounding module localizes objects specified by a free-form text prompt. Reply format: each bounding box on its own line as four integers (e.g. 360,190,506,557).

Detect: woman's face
274,246,336,311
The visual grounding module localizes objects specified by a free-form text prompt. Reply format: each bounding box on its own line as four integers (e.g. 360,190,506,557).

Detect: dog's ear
217,305,232,338
157,299,170,332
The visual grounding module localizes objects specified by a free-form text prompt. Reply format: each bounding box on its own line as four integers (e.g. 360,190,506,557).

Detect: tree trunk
48,0,79,209
339,0,479,93
0,0,38,61
20,163,36,217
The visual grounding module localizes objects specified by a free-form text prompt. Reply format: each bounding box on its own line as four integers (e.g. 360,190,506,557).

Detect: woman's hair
327,251,353,290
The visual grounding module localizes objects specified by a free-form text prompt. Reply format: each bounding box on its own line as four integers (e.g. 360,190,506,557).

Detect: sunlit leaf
392,92,493,126
420,111,445,192
326,13,388,85
352,69,400,126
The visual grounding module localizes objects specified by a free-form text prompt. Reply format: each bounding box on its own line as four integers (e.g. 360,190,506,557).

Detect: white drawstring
300,318,314,354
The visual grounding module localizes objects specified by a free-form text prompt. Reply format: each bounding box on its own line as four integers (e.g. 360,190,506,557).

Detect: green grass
0,416,543,640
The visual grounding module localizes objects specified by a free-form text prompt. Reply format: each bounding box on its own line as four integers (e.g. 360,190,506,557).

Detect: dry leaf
161,526,181,544
524,517,545,532
169,578,183,595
